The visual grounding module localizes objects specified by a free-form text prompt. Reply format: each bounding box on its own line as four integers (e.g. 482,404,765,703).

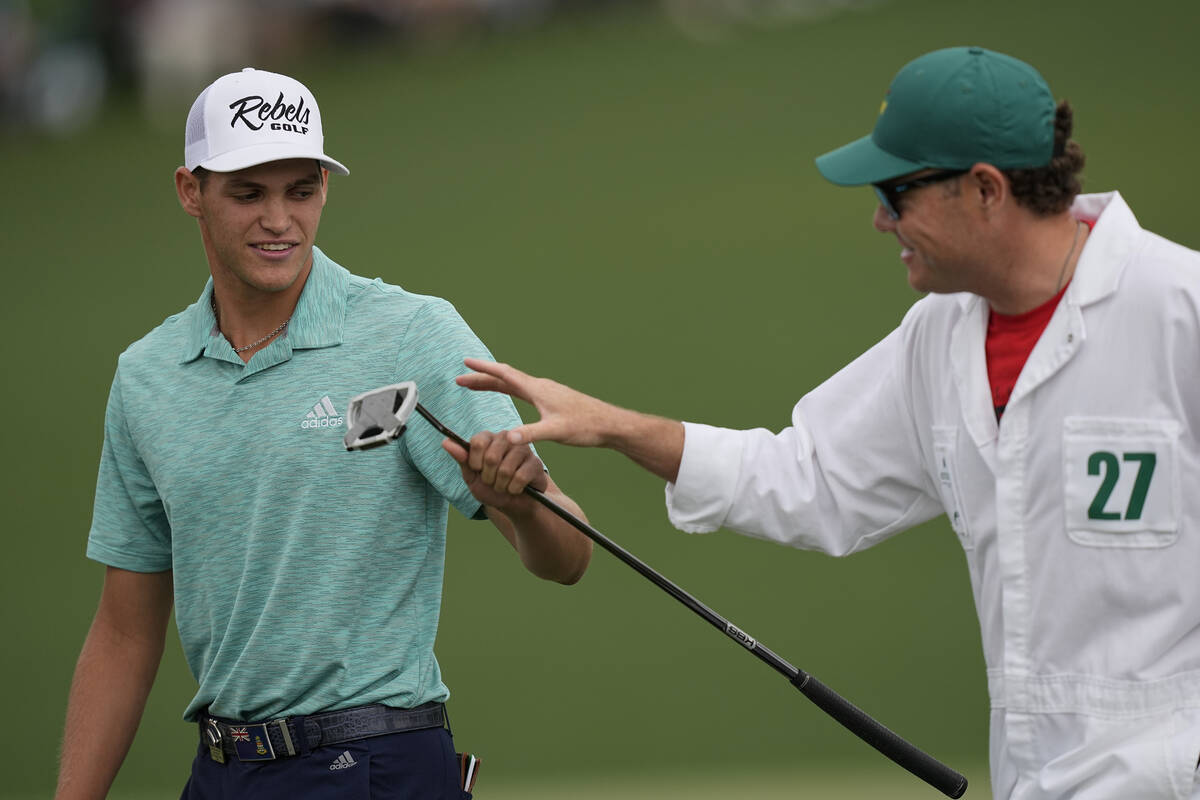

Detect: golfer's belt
200,701,446,763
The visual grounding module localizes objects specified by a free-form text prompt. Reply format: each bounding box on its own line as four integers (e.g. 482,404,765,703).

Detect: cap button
967,47,983,54
242,67,255,73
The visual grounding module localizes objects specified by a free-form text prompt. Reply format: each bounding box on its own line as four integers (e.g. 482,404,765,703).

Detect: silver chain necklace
1053,220,1086,294
211,295,292,354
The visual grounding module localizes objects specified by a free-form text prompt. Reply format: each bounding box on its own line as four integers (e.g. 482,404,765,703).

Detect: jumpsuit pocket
1062,417,1180,548
932,425,972,550
1168,706,1200,800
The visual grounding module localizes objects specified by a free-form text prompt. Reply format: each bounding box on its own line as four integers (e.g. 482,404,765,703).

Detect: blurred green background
4,0,1199,796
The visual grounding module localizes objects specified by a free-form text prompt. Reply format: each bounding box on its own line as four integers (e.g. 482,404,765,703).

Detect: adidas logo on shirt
300,396,345,429
329,750,358,771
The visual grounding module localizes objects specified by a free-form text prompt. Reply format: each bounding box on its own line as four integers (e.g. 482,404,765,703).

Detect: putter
343,382,968,798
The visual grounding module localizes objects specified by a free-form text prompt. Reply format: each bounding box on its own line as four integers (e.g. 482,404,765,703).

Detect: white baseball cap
184,67,349,175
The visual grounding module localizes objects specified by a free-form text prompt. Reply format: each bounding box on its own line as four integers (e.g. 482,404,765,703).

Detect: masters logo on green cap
815,46,1056,187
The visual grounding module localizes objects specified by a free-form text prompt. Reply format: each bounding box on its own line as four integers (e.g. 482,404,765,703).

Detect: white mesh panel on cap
184,85,211,169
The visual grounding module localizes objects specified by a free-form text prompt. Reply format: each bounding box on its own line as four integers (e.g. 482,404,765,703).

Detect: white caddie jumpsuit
666,192,1200,799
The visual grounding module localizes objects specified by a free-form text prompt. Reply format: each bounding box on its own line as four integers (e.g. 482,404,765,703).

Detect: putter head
343,382,419,451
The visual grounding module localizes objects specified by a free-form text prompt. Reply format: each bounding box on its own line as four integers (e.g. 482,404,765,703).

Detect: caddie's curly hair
1003,101,1085,216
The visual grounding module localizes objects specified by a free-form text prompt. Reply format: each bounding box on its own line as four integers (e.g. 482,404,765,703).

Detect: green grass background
4,0,1198,796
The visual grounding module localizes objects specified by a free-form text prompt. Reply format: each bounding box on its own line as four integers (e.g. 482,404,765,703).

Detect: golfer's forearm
56,626,163,799
500,490,593,584
598,407,685,484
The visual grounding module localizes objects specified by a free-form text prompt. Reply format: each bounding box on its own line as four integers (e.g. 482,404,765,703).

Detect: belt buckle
204,718,225,764
229,722,276,761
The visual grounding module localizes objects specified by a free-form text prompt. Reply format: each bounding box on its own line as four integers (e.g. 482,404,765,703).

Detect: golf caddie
55,67,592,800
453,47,1200,798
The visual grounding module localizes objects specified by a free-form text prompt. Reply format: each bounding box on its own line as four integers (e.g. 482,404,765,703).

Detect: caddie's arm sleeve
666,326,942,555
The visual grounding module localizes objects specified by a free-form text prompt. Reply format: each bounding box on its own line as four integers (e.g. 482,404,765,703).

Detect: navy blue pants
180,726,471,800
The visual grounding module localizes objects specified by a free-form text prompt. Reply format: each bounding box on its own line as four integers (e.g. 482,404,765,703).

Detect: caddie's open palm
456,358,615,448
457,358,685,483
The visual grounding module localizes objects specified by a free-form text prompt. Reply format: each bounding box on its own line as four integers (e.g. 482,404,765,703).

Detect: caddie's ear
968,163,1009,214
175,166,203,218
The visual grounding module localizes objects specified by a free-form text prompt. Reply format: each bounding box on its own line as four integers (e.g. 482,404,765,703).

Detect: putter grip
792,672,967,798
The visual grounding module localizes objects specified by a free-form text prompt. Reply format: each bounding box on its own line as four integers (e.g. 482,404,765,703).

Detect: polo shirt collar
179,245,349,365
286,246,349,349
180,281,219,363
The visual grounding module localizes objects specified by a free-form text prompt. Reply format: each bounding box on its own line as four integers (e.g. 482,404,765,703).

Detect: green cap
815,46,1056,186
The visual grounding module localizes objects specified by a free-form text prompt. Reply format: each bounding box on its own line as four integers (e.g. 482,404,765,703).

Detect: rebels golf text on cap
184,67,349,176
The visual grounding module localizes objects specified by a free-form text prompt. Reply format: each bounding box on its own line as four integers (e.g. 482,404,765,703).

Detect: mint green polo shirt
87,247,524,722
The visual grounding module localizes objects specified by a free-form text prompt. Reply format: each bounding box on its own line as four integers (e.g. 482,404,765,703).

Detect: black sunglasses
873,169,968,220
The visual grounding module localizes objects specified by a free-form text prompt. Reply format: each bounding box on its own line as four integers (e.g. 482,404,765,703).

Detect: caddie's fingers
455,372,512,395
461,359,536,399
505,420,557,445
463,357,526,380
466,431,494,474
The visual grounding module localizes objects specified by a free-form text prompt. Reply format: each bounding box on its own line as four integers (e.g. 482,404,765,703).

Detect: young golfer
56,67,591,800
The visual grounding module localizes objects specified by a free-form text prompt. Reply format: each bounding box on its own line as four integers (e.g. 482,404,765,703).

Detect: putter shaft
420,402,967,798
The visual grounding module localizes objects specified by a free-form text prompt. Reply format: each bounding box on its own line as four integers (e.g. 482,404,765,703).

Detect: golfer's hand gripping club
343,383,967,798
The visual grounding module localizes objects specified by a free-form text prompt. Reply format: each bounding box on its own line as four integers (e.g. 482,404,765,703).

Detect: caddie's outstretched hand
457,358,618,448
459,358,685,482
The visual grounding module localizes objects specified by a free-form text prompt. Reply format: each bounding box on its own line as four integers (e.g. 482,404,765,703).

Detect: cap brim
815,134,923,187
197,142,350,176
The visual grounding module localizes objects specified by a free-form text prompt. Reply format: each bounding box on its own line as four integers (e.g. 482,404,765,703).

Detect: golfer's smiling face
182,158,328,297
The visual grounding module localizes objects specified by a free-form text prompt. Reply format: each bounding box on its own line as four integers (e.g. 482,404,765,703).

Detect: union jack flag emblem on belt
230,727,250,742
